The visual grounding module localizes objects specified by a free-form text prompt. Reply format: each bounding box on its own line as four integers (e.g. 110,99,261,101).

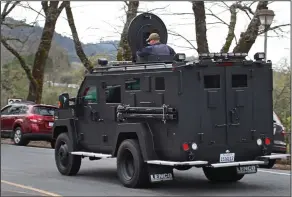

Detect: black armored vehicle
52,13,290,188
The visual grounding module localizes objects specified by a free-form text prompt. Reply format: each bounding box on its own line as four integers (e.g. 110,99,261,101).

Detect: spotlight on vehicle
254,52,265,61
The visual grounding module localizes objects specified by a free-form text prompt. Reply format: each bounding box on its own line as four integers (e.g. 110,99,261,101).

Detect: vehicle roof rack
90,61,174,74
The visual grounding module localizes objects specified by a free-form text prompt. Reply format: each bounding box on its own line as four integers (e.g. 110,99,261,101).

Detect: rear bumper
272,145,287,154
146,153,291,168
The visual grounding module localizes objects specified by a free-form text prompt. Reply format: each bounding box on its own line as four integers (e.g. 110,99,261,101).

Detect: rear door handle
229,123,240,126
215,124,227,128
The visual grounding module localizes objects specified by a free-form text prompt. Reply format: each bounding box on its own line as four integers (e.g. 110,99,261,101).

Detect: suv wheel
117,139,150,188
13,127,29,146
50,140,56,149
55,132,81,176
203,166,244,183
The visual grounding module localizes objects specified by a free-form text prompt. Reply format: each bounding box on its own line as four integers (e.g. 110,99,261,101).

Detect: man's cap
146,33,160,41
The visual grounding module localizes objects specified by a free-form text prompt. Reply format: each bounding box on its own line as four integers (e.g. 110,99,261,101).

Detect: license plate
219,153,235,163
236,165,257,174
49,122,54,127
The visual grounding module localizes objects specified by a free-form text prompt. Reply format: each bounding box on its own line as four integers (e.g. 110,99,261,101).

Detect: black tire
117,139,150,188
12,127,30,146
259,159,276,169
175,166,192,171
54,132,81,176
203,166,244,183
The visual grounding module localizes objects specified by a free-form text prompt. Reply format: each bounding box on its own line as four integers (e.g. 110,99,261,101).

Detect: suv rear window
273,111,283,126
33,106,56,116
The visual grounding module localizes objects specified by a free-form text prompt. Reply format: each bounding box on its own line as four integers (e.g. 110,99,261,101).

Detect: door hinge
249,69,254,78
198,133,204,143
102,135,108,142
78,133,84,141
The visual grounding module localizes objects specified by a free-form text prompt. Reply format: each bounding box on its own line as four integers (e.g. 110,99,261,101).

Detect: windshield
33,106,56,116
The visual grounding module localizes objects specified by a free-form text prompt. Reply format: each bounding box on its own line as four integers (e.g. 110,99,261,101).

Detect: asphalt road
1,144,291,196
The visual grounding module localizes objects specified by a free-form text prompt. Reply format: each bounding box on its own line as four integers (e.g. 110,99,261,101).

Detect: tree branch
65,2,93,71
233,1,269,53
220,3,237,53
168,30,197,51
1,1,20,20
1,38,37,90
57,1,69,16
258,23,290,35
41,1,49,16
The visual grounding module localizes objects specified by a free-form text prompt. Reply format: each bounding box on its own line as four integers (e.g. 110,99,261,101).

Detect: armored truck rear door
201,67,227,145
225,65,254,146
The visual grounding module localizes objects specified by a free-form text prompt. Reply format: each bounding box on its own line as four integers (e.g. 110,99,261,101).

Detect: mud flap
147,164,174,183
236,165,258,175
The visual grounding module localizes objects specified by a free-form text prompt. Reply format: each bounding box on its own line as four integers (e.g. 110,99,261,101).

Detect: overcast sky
3,1,291,66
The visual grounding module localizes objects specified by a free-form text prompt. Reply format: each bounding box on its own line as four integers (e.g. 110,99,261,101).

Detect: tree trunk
233,1,268,53
117,1,139,61
220,4,237,53
192,1,209,54
65,3,92,71
27,16,57,103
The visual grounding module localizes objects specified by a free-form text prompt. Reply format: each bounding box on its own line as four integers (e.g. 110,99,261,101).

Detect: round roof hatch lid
127,12,168,54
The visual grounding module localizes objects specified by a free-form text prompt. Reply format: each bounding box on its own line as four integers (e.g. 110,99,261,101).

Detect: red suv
1,102,57,148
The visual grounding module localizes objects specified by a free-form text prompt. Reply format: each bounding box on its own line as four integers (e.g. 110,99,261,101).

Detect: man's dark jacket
136,42,176,57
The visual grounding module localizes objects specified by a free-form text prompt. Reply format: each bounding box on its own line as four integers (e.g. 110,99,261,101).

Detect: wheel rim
57,141,69,167
14,130,21,143
120,148,135,181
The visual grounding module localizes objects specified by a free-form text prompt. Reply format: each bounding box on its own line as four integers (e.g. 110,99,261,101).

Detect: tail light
265,137,271,145
217,62,233,66
27,115,42,123
182,143,189,151
281,130,286,136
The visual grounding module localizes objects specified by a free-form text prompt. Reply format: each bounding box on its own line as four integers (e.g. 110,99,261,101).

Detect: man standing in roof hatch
136,33,176,58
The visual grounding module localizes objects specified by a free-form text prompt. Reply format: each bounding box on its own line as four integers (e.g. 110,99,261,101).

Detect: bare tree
190,1,290,54
1,1,38,95
116,1,139,61
65,2,92,71
27,1,68,103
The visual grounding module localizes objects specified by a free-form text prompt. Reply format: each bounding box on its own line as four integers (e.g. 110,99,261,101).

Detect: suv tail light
281,130,286,136
27,115,42,123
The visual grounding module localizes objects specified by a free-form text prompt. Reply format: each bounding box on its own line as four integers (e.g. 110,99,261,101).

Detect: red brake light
281,130,286,136
182,143,189,151
27,115,41,123
265,138,271,145
217,62,233,66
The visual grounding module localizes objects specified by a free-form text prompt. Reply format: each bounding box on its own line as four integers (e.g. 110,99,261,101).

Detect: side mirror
58,93,70,109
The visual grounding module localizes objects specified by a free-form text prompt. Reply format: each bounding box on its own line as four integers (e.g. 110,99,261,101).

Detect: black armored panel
128,13,169,63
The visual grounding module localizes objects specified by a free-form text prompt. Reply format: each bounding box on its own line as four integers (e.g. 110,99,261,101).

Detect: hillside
1,17,119,67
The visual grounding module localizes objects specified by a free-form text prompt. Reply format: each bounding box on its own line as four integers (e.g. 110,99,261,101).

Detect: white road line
258,169,291,176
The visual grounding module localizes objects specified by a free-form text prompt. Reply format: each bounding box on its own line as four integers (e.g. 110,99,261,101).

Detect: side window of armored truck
155,77,165,91
125,78,140,91
83,86,98,103
105,84,121,103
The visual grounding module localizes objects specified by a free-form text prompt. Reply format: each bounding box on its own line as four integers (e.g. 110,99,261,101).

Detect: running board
146,160,208,166
210,160,265,168
258,154,291,160
71,151,112,158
